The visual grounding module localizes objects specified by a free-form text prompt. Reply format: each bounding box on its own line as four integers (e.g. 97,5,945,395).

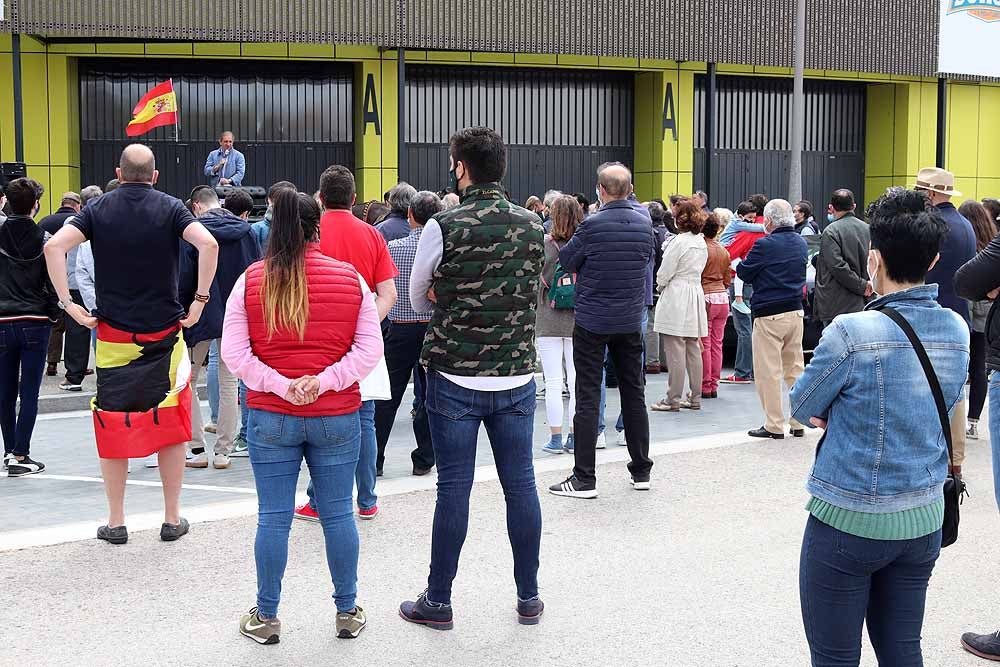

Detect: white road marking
1,427,813,552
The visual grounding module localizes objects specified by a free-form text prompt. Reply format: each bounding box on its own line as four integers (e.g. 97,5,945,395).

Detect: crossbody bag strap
878,306,955,473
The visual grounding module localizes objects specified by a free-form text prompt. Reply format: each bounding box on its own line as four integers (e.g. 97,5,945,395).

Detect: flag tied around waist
126,79,178,137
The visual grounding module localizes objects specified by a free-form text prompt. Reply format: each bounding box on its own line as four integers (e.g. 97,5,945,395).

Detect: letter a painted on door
662,82,677,142
363,73,382,136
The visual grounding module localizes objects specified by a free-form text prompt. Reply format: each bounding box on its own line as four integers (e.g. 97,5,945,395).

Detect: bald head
119,144,156,183
597,163,632,201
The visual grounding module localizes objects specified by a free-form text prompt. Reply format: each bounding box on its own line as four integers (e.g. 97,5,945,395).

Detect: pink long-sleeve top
221,270,384,400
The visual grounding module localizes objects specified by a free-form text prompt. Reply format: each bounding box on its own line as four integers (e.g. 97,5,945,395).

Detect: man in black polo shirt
45,144,219,545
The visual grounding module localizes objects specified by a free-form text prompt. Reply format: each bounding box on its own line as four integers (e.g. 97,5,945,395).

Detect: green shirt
806,496,944,540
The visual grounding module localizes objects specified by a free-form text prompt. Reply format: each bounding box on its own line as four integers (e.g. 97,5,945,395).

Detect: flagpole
172,78,180,143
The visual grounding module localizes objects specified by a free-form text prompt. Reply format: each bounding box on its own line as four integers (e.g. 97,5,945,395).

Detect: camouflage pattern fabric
422,182,545,376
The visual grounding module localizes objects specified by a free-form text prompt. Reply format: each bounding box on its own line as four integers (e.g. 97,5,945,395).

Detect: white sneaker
967,421,980,440
630,475,651,491
213,454,231,469
144,456,159,468
596,432,607,449
186,452,209,468
615,430,628,447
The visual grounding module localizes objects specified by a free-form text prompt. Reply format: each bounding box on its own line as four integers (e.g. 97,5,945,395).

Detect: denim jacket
790,285,969,513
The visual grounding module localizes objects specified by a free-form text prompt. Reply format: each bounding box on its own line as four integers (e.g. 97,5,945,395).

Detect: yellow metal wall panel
677,71,695,173
947,84,981,179
48,166,82,204
193,42,241,57
471,52,515,64
865,84,894,179
145,43,194,56
514,54,557,65
288,43,334,59
97,43,145,55
380,60,398,170
0,52,13,162
21,53,50,168
241,43,289,58
917,83,938,172
336,45,383,60
46,55,79,168
557,55,598,67
977,88,1000,179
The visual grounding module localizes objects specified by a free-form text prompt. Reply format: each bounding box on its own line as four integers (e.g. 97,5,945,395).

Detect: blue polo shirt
69,183,194,333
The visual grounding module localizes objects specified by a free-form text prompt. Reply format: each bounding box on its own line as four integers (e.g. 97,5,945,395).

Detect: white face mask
867,250,881,296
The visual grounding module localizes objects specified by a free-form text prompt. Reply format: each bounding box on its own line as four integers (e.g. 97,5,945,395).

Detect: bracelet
194,293,210,303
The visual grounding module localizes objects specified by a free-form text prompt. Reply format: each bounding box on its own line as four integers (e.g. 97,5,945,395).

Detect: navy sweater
926,202,976,324
559,199,655,334
736,226,808,318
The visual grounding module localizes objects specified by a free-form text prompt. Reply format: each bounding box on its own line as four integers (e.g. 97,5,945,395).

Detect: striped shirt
388,226,433,322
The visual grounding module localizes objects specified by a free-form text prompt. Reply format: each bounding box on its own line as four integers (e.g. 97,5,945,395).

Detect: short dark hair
669,194,688,206
652,198,668,210
409,190,443,226
794,200,814,220
5,178,44,215
104,178,120,193
224,189,255,217
749,194,768,216
867,188,947,284
268,180,296,202
449,127,506,184
830,189,855,213
573,192,590,211
646,201,666,226
736,201,755,217
702,213,721,240
190,185,219,208
319,165,356,210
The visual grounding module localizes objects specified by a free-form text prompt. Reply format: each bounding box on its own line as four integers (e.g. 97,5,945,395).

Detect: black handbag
879,306,966,548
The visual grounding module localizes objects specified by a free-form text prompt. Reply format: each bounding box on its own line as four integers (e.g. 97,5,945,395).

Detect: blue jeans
799,515,941,666
732,305,754,380
425,371,542,604
247,408,361,616
239,381,248,440
989,371,1000,512
598,351,626,435
0,321,52,457
207,340,220,424
308,400,377,511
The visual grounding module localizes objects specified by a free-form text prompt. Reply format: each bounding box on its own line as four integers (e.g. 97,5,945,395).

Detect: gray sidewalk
4,425,998,666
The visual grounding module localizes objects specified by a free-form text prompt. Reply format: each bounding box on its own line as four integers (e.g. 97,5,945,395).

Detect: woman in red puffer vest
221,188,383,644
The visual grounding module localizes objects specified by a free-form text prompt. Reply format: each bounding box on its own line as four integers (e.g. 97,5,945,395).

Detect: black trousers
572,323,653,485
63,289,91,384
970,330,988,420
374,321,435,471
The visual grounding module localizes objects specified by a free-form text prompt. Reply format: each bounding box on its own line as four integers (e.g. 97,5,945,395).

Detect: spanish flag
125,79,178,137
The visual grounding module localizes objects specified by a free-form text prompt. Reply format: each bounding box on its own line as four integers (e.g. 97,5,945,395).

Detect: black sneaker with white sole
7,456,45,477
548,475,598,499
630,475,651,491
2,453,13,470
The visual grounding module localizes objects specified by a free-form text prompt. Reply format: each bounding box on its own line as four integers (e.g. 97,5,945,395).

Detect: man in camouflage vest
400,127,546,630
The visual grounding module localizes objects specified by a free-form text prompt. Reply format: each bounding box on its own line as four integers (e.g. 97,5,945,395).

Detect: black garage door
693,76,866,210
403,66,634,205
80,59,354,200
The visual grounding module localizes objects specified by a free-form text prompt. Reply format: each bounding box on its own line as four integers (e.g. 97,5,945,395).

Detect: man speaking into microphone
204,131,246,188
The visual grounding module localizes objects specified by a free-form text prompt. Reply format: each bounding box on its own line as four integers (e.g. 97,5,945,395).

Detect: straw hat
914,167,962,198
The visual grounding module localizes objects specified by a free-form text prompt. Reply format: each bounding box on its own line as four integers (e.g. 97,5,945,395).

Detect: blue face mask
595,187,603,207
827,213,835,223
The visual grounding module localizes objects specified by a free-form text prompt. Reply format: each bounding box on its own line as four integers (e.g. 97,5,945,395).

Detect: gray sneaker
336,605,367,639
230,435,249,457
97,524,128,545
239,607,280,645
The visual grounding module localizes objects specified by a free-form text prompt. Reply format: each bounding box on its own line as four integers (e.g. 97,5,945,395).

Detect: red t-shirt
319,209,398,289
727,231,766,262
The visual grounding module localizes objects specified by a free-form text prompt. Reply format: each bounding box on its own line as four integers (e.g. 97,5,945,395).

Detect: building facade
1,0,997,214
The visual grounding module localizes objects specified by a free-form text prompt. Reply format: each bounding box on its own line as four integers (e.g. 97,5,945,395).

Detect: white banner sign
939,0,1000,77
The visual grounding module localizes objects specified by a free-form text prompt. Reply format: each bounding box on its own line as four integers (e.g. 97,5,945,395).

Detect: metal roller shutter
403,66,634,206
79,59,354,200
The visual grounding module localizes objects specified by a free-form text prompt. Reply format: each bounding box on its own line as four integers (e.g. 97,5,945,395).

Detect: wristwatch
57,300,68,310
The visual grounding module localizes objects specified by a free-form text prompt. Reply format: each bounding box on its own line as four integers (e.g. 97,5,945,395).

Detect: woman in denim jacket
790,188,969,666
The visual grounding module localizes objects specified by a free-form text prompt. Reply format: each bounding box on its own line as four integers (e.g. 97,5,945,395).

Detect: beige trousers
187,339,238,456
751,311,805,434
950,397,967,468
662,335,703,405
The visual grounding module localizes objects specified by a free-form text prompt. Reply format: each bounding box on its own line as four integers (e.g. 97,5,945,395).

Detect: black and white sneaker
7,456,45,477
59,381,83,392
2,453,14,470
630,475,651,491
548,475,598,499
